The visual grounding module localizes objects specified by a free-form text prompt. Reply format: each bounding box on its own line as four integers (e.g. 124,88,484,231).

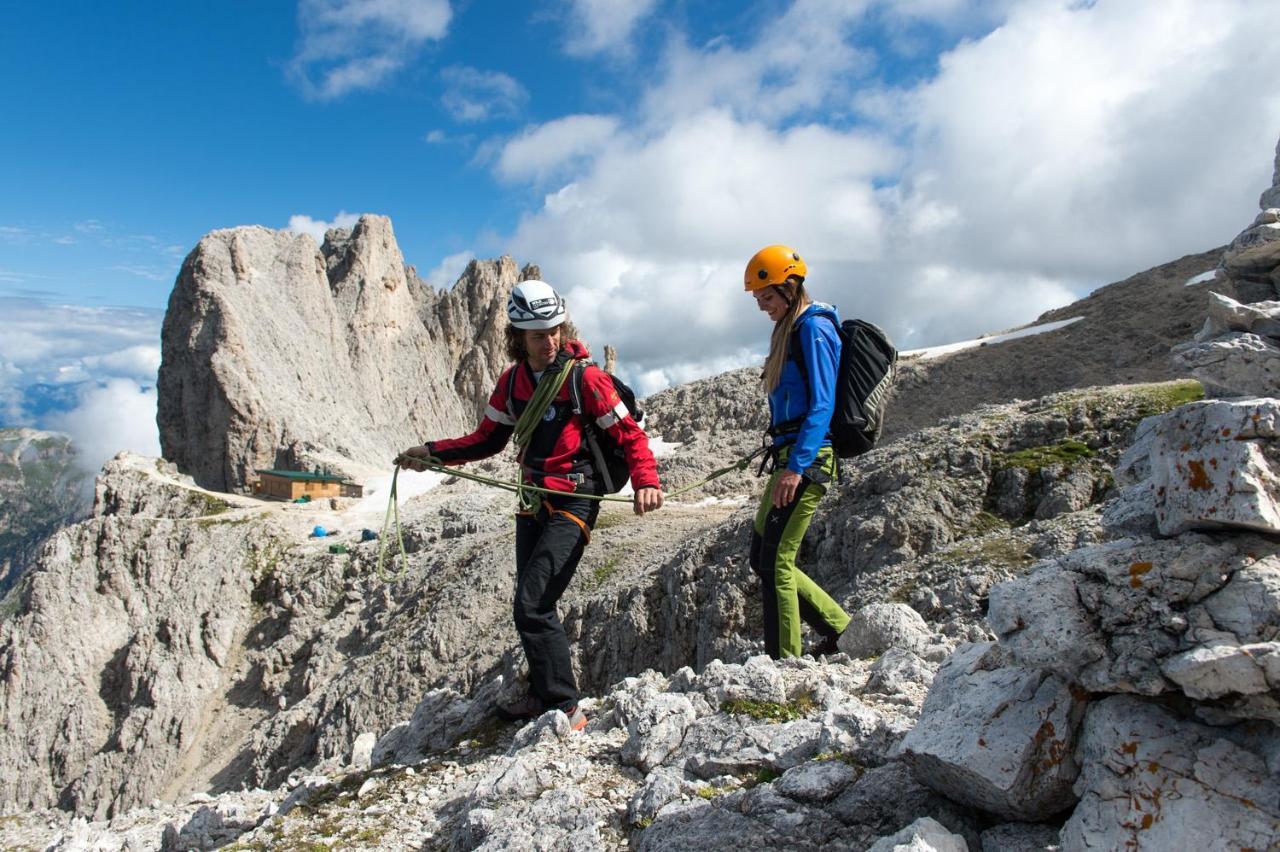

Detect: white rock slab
1062,696,1280,851
899,643,1085,821
1174,333,1280,399
1148,399,1280,535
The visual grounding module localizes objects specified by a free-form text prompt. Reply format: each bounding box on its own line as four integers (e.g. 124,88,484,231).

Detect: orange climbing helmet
744,244,807,291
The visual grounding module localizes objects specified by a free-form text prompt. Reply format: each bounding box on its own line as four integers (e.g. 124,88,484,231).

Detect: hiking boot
495,694,546,722
808,630,843,658
564,705,588,732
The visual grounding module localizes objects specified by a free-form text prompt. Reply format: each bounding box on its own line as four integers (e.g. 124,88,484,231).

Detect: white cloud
289,0,452,99
285,210,362,244
492,0,1280,394
893,0,1280,280
0,297,163,425
422,249,475,288
496,115,620,183
562,0,661,56
639,1,875,126
440,66,528,123
47,379,160,475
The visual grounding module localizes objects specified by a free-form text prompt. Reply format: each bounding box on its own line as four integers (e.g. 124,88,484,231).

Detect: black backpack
789,317,897,458
568,364,644,493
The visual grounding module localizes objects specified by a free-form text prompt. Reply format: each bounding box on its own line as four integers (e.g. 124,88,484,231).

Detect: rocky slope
0,376,1203,826
157,215,535,492
0,428,89,595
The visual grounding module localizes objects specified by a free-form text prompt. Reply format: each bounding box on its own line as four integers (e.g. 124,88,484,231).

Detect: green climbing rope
512,356,579,453
374,446,769,579
375,465,410,581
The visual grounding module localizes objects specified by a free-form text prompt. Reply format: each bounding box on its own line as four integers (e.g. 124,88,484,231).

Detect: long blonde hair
762,280,811,391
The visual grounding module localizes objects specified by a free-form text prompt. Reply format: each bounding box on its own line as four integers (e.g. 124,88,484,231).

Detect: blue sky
2,0,1279,470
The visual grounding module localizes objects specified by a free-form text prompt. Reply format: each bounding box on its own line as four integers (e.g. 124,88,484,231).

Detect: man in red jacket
398,280,663,730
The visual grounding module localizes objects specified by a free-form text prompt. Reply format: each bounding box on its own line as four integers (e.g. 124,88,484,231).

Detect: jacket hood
799,302,839,326
562,338,591,360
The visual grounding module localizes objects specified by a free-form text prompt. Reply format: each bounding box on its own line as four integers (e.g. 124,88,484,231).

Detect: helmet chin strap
771,284,794,308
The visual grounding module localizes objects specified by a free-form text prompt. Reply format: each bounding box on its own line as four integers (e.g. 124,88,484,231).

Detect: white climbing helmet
507,280,566,330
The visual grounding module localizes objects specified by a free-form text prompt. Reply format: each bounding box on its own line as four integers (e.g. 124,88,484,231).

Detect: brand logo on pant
543,405,557,422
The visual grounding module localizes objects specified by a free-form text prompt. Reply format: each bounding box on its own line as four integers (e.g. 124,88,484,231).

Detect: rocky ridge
0,428,89,595
157,216,535,492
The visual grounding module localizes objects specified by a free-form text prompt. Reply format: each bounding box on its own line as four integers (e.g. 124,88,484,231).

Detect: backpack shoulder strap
505,365,520,418
789,312,840,378
568,362,587,416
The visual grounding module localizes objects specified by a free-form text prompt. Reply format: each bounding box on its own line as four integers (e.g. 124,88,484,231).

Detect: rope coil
375,446,768,579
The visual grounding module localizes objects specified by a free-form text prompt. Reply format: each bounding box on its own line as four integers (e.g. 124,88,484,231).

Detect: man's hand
771,469,803,508
633,486,664,516
395,445,435,472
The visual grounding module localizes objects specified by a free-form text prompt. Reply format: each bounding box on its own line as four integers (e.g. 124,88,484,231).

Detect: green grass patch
753,767,781,785
590,556,621,588
592,511,629,531
721,694,817,723
1127,379,1205,418
996,440,1095,473
965,511,1011,537
935,535,1036,571
200,493,232,515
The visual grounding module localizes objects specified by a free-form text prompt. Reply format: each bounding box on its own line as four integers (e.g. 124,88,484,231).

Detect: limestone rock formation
899,642,1085,821
158,216,528,491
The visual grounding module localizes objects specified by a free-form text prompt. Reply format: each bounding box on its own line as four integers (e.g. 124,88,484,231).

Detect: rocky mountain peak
157,215,527,492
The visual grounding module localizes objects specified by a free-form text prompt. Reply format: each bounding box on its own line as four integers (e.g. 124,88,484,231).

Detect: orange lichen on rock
1129,562,1154,588
1186,459,1212,491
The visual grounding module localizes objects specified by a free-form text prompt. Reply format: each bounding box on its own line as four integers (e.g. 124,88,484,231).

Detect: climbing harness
374,445,770,579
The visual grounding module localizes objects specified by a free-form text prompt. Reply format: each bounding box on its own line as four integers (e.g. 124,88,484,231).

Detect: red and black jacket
428,340,660,495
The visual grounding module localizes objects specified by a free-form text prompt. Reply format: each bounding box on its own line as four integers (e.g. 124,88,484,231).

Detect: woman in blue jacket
744,244,851,659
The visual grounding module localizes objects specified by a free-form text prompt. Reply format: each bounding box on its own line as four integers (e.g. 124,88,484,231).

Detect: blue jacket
768,303,841,474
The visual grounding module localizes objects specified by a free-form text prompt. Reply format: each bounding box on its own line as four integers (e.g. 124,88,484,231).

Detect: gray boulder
989,535,1280,703
774,759,860,804
840,603,933,659
621,692,697,771
1174,333,1280,399
899,643,1085,821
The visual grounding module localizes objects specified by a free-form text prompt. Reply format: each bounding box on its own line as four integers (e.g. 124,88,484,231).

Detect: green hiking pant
750,445,850,658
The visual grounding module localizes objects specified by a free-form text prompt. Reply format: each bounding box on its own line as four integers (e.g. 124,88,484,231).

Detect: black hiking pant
514,494,599,712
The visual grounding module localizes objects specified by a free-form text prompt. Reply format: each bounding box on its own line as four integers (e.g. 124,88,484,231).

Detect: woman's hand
771,469,803,508
395,445,435,471
633,486,664,516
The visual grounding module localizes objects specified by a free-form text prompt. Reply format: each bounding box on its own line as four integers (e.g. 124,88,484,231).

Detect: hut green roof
255,469,354,484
